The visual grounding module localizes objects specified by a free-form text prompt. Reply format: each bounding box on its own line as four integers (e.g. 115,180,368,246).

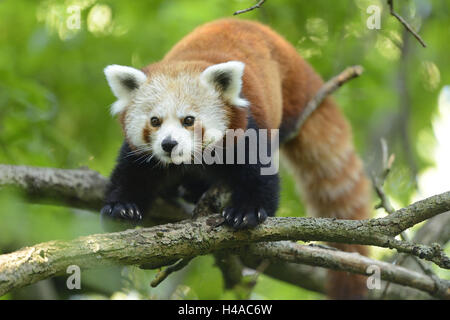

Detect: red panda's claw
101,202,142,222
223,206,267,230
257,208,268,223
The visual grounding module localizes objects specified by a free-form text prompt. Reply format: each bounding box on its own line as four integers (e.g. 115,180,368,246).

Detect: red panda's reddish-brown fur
151,19,371,299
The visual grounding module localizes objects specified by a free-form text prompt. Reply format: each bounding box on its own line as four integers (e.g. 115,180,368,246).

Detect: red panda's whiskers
145,153,156,163
129,146,154,164
125,145,152,158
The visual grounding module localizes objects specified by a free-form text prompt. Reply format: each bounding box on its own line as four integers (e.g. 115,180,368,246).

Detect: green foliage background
0,0,448,299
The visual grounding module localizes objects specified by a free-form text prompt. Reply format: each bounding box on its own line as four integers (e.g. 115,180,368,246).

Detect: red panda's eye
150,117,161,127
183,116,195,127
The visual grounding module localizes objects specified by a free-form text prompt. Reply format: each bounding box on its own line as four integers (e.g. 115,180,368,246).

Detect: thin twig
371,138,396,214
150,257,193,287
241,259,270,299
233,0,266,16
285,65,364,141
387,0,427,48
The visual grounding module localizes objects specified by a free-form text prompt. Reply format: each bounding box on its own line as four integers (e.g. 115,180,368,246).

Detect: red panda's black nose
161,137,178,153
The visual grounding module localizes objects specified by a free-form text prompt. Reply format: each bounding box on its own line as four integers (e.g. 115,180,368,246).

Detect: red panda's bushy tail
281,96,371,299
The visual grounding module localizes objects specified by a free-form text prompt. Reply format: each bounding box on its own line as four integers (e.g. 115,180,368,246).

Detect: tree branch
1,167,449,264
241,253,327,294
0,164,190,223
371,190,450,238
285,65,364,142
243,212,450,300
371,138,396,214
0,165,106,211
213,253,244,290
150,257,193,288
370,139,443,299
0,192,449,296
387,0,427,48
245,242,450,299
377,212,450,299
233,0,266,16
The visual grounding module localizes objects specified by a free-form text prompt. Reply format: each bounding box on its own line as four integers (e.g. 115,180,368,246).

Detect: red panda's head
104,61,249,164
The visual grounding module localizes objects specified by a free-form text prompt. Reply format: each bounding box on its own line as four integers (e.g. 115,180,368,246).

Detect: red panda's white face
104,61,248,164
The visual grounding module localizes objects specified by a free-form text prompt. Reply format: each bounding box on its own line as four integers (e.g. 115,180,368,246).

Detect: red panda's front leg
212,125,280,230
222,165,280,229
100,142,167,230
222,164,280,229
217,115,281,229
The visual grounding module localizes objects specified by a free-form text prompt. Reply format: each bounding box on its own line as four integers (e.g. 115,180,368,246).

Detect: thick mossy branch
0,201,449,296
0,164,190,223
371,191,450,236
0,165,107,211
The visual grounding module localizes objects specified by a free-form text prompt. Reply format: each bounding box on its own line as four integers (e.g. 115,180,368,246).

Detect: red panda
102,19,371,299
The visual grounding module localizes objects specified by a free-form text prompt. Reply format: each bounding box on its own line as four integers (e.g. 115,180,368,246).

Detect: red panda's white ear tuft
200,61,249,108
104,65,147,115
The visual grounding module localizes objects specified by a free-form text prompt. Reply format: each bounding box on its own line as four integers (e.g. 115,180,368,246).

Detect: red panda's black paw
222,207,268,230
101,203,142,223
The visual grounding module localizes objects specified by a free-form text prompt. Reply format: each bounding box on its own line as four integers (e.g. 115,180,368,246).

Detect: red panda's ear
200,61,249,108
104,65,147,115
